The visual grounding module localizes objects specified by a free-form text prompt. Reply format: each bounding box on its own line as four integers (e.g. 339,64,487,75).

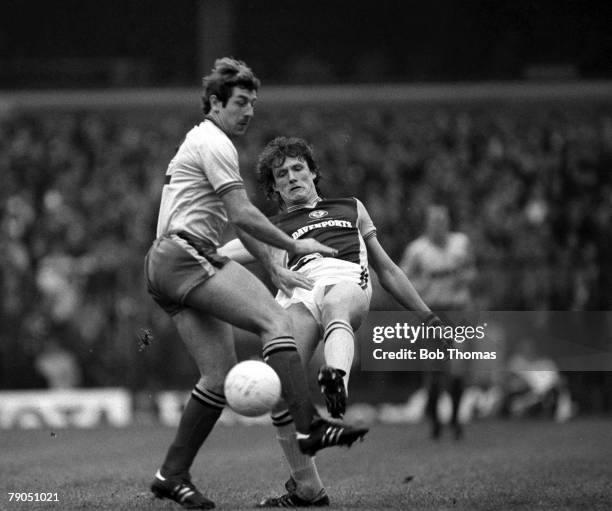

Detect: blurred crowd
1,100,611,411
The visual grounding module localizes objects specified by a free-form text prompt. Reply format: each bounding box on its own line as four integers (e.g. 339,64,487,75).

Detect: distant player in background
501,337,573,422
400,204,476,439
144,60,367,510
34,339,81,389
220,137,443,506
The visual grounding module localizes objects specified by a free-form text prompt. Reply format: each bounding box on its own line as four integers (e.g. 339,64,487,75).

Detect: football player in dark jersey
220,137,442,507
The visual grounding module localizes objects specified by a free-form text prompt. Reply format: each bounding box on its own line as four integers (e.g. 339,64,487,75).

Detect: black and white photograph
1,1,611,509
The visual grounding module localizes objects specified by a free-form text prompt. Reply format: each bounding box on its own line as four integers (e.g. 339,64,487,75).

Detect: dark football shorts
144,231,230,315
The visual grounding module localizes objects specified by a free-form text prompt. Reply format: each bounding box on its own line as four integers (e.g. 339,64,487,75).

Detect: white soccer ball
224,360,281,417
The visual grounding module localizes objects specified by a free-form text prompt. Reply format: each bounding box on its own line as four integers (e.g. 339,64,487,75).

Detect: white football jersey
400,232,472,308
156,119,244,246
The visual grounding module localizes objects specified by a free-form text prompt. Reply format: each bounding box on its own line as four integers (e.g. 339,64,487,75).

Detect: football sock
263,337,316,435
272,410,324,501
450,375,464,428
426,372,443,438
160,383,225,479
323,319,354,390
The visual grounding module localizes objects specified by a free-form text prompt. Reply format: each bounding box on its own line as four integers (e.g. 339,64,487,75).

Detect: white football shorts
276,257,372,326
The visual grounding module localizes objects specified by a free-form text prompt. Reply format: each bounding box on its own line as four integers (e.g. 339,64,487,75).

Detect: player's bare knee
197,374,226,396
257,307,293,341
322,297,351,324
271,398,289,415
322,285,367,327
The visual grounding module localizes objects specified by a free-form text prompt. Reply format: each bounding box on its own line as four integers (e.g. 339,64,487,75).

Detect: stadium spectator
143,58,367,509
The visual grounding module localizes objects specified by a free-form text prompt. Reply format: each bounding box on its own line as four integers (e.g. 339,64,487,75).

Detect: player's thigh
321,280,370,330
184,260,290,340
287,302,321,365
172,308,237,392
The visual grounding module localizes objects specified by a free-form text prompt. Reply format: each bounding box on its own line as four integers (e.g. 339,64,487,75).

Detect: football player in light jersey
400,204,476,440
220,137,443,507
145,60,368,510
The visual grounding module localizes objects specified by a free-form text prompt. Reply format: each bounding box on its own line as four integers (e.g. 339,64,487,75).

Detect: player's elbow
228,203,256,230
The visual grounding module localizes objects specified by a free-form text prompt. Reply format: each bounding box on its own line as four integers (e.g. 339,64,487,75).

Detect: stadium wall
0,385,510,429
2,80,612,112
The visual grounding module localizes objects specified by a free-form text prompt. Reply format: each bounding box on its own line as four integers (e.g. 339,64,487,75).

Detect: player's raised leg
259,303,329,507
184,261,314,431
184,261,368,454
318,281,369,418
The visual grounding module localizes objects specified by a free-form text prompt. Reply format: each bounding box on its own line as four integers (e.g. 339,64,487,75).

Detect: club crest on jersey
309,210,328,219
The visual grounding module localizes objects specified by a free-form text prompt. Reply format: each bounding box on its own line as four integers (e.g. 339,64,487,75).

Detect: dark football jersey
270,197,376,270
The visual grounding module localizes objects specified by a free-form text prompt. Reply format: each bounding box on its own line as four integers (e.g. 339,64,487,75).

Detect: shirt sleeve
198,131,244,197
355,198,377,240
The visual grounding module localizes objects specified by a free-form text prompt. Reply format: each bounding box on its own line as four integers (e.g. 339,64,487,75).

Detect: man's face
426,206,450,239
213,86,257,136
272,156,318,207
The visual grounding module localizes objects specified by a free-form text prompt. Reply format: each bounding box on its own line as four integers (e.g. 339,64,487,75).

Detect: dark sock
160,385,225,479
426,372,443,437
450,376,464,427
263,337,316,434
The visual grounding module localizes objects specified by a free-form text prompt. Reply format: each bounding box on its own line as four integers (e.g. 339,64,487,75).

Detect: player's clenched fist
424,312,454,349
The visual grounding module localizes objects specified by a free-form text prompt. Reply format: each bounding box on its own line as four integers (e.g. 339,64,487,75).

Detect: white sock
323,319,354,391
272,410,324,500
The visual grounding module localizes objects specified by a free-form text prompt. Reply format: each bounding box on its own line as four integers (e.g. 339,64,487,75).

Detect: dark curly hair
201,57,260,114
256,136,322,209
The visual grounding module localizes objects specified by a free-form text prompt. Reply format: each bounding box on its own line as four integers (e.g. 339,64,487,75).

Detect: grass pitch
1,418,611,510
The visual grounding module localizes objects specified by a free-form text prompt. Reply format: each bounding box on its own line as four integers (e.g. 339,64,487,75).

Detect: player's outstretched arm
217,237,256,264
366,236,433,318
456,237,477,286
233,228,314,295
221,188,337,257
218,231,314,295
398,243,430,296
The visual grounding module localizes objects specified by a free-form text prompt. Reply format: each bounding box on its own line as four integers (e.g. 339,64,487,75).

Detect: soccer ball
224,360,281,417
